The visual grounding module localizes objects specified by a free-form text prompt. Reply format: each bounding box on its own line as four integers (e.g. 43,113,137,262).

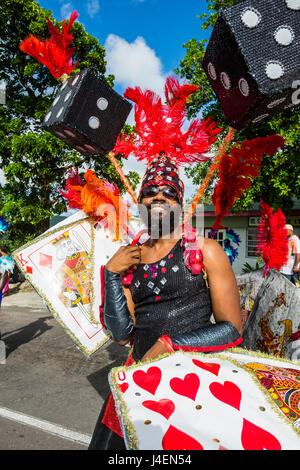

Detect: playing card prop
242,268,300,360
202,0,300,130
19,11,136,206
236,268,265,326
109,350,300,450
13,210,128,355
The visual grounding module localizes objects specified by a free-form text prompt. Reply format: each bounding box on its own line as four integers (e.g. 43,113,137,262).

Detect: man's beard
139,202,182,239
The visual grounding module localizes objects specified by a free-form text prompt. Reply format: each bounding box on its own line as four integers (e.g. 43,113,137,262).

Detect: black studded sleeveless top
128,239,212,361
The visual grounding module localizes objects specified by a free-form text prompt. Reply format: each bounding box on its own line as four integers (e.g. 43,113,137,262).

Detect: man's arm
102,245,140,345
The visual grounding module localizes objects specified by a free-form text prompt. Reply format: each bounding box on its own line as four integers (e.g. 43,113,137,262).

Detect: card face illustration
109,351,300,450
14,211,125,355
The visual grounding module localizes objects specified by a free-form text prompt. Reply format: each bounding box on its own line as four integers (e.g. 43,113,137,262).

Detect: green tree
0,0,139,252
176,0,300,214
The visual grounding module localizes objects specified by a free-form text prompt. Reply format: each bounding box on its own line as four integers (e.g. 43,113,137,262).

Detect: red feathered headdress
60,169,131,241
211,135,285,232
256,200,288,275
19,11,79,80
114,76,222,166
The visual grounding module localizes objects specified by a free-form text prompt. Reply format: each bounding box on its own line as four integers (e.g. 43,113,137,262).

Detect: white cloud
86,0,100,18
104,34,167,99
60,2,74,19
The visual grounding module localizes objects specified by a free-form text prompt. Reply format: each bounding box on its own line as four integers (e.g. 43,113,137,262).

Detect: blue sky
37,0,212,203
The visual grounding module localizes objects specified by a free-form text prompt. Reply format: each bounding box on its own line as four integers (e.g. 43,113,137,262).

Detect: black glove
169,321,242,352
103,268,134,342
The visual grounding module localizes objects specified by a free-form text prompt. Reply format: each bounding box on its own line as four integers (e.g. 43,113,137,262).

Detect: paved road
0,284,128,450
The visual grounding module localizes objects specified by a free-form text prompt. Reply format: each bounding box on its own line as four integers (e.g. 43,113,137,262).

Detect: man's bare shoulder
196,236,224,256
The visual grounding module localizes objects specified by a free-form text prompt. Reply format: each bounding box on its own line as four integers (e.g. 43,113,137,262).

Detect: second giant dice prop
42,68,132,155
202,0,300,130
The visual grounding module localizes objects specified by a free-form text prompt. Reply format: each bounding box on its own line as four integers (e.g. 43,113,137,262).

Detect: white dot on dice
97,97,109,111
220,72,231,89
53,95,60,106
265,61,284,79
274,26,294,46
252,113,269,123
64,91,72,102
239,78,250,96
60,81,68,91
64,129,76,137
72,75,80,86
56,107,64,118
241,8,261,28
208,62,217,80
267,97,286,108
88,116,100,129
285,0,300,10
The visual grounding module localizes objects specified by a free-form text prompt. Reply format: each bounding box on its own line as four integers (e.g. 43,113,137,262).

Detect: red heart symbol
192,359,220,376
142,399,175,420
209,381,242,410
119,382,129,393
133,366,162,395
170,373,200,401
241,418,281,450
162,425,203,450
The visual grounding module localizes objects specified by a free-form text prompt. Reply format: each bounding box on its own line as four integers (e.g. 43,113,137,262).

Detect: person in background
280,225,300,285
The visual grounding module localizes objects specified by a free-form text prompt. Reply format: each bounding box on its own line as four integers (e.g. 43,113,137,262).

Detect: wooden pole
107,151,139,206
184,126,237,225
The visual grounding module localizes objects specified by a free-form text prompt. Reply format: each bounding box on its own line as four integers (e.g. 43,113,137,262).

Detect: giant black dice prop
42,68,132,155
202,0,300,130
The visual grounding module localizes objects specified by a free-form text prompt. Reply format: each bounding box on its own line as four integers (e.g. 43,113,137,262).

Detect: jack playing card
13,210,127,355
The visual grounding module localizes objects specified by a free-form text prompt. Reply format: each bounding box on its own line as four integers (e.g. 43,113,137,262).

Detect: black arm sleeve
103,268,134,342
169,322,242,352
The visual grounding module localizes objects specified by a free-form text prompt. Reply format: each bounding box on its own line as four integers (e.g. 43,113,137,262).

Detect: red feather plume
256,200,288,275
113,76,222,166
19,11,79,80
211,135,285,231
60,169,130,241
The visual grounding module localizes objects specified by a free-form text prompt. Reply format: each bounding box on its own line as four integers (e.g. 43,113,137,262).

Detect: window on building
247,228,258,257
204,228,226,247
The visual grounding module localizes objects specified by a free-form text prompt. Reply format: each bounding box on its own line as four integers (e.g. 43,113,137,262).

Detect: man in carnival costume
88,78,243,450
